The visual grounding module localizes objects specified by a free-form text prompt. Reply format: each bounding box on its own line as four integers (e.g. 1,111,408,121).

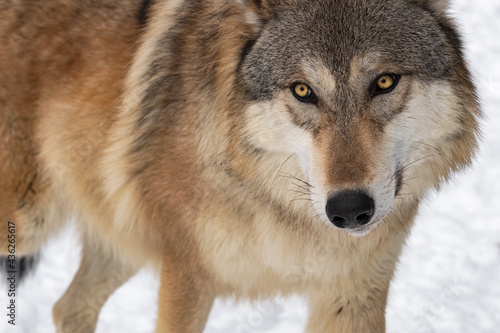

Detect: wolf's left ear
413,0,449,15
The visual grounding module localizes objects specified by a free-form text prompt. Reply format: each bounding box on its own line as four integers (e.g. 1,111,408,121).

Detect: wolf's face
239,0,478,235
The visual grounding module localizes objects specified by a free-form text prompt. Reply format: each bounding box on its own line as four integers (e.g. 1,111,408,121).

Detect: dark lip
325,221,376,235
344,218,380,235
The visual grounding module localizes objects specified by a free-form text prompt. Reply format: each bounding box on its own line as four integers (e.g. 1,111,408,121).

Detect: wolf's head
237,0,480,235
113,0,481,238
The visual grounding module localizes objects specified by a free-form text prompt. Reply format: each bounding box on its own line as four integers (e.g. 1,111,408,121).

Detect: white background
1,0,499,332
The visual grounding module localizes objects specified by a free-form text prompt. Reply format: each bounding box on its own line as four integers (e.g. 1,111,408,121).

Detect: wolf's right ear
413,0,449,15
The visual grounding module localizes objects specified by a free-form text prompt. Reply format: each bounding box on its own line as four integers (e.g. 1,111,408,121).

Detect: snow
1,0,499,332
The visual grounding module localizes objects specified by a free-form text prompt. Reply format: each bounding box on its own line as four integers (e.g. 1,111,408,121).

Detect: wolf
0,0,481,332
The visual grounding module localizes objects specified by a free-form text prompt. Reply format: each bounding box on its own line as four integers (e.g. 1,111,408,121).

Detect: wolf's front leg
156,254,215,333
53,239,137,333
306,282,389,333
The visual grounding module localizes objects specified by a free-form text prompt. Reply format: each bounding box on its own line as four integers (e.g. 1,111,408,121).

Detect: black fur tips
138,0,153,26
0,255,39,285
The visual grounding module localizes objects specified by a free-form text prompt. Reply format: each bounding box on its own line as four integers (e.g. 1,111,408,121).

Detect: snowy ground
1,0,499,332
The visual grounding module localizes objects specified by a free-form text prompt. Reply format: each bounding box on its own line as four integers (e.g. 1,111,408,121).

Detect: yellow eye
294,84,310,98
291,83,316,103
371,73,401,97
377,75,395,90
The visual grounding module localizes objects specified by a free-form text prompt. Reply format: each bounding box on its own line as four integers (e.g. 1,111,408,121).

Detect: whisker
388,153,434,188
291,182,312,194
312,213,323,224
270,154,295,188
414,141,454,164
285,189,311,196
400,154,434,173
285,198,314,205
278,171,315,189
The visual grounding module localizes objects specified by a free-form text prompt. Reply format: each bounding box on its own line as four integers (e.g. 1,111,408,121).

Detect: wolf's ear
238,0,279,34
413,0,449,15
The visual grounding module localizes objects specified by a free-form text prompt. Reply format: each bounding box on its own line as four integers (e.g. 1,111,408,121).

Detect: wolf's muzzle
325,190,374,229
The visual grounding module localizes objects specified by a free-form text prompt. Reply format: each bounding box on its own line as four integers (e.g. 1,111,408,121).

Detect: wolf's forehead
279,0,449,77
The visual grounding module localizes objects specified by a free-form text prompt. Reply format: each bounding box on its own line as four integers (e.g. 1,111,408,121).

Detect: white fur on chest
195,204,379,297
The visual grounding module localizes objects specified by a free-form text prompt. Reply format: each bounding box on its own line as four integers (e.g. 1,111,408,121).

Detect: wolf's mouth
341,219,380,237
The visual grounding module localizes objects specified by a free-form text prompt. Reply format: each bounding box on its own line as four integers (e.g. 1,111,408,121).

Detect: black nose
326,190,374,229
